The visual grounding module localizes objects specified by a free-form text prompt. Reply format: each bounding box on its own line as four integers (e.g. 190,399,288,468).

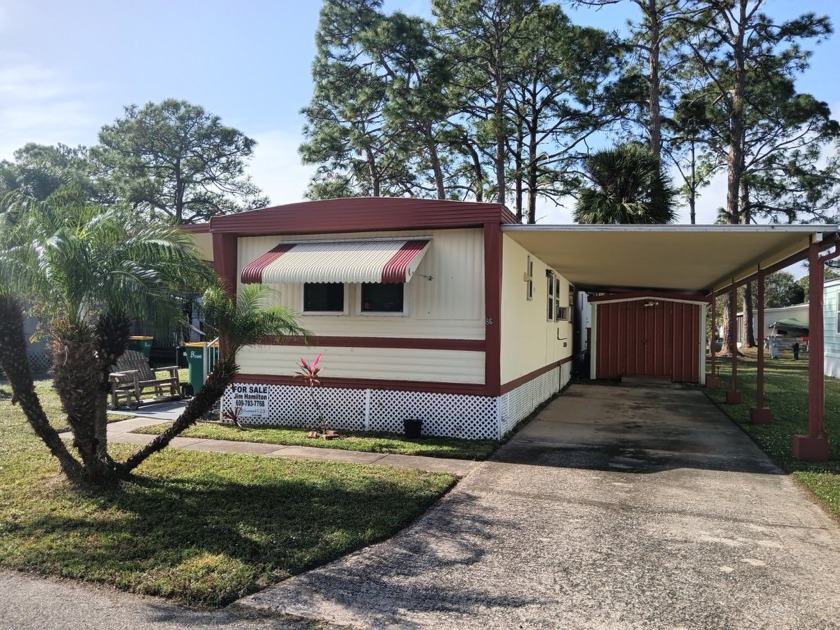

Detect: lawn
705,348,840,518
132,422,499,461
0,378,456,607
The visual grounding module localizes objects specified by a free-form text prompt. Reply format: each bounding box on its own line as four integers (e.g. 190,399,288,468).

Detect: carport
503,224,840,461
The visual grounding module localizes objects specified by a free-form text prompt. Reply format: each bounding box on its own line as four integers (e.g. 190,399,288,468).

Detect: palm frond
202,284,311,361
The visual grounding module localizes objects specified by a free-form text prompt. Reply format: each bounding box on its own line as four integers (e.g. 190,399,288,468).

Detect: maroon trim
212,233,238,297
262,336,485,351
208,197,518,236
235,374,488,396
500,356,574,394
796,237,836,463
239,355,571,396
588,291,709,304
241,243,294,284
381,240,429,283
484,223,503,396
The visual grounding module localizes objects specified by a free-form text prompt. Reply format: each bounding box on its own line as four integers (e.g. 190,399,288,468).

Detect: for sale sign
230,384,269,418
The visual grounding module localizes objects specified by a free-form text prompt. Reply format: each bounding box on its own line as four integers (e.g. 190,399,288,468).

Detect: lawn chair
109,350,181,409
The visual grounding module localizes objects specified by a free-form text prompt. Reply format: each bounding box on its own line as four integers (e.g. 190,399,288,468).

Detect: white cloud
248,128,315,206
0,55,100,159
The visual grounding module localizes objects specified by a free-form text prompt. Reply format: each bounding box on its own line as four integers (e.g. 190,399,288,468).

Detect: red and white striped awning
241,238,431,284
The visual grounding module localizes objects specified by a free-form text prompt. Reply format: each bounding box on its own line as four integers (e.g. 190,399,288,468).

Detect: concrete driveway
239,383,840,629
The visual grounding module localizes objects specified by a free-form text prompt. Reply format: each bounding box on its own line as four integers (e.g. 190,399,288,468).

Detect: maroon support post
750,270,771,424
793,241,829,461
726,287,742,404
707,296,719,389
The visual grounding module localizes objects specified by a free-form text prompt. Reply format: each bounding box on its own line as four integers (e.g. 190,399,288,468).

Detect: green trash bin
183,342,219,394
128,336,154,359
183,342,206,394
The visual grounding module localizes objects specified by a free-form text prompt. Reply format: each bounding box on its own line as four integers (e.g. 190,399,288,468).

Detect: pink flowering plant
222,403,245,429
295,354,335,438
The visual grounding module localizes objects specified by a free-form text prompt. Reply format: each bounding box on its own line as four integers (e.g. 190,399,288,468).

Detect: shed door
596,300,700,382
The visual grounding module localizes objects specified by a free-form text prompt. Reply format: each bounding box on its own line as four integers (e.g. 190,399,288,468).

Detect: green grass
706,348,840,518
132,422,500,461
0,378,455,607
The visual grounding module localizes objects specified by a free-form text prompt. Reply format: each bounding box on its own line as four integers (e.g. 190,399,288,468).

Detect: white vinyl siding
239,345,484,384
500,235,573,385
237,228,485,339
825,281,840,354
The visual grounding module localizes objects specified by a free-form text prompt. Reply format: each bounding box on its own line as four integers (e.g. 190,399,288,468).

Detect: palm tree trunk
49,321,113,482
121,358,238,473
0,296,84,482
94,310,131,463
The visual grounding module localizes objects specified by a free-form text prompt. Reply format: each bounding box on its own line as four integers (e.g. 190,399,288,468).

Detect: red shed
590,295,705,383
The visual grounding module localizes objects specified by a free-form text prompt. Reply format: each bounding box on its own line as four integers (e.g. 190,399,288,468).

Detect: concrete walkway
239,383,840,629
107,412,480,477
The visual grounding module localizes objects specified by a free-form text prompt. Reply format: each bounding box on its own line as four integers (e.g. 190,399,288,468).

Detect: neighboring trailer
737,303,809,348
825,277,840,378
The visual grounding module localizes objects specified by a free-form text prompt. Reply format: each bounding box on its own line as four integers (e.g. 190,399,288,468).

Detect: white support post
364,389,371,432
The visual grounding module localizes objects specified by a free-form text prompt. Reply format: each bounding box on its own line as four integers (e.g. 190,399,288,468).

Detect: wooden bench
109,350,181,409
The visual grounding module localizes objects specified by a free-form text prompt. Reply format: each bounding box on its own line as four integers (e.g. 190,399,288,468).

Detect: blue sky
2,0,839,228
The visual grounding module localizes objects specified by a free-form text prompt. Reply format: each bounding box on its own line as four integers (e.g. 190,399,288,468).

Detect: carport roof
502,224,839,295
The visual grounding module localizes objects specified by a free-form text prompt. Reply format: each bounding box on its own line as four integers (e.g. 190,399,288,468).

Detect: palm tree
0,192,213,481
574,143,677,224
122,284,309,473
1,193,307,484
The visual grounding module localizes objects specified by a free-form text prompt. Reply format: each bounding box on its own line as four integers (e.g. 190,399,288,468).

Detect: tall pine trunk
721,0,748,357
647,0,662,160
739,185,756,347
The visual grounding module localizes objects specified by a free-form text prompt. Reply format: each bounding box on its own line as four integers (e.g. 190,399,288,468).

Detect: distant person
770,336,780,359
792,341,800,360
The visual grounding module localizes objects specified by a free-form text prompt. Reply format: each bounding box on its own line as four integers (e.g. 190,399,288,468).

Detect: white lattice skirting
223,363,571,440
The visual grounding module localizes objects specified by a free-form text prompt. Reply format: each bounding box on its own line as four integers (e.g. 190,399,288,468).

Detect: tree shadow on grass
5,462,458,608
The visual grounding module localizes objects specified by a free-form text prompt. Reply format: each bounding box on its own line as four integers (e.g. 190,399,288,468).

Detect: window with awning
241,238,431,285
